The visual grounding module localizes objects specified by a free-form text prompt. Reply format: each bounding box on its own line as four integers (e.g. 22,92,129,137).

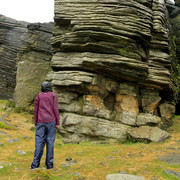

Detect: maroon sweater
34,92,60,126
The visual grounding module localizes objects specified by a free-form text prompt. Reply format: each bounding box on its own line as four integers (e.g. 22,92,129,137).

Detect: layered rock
0,15,28,99
0,15,53,107
168,0,180,113
47,0,176,142
14,22,53,107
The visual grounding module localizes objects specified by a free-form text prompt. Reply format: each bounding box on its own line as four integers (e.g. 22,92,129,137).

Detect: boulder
59,113,131,142
128,126,170,143
14,61,51,107
159,102,176,119
136,113,161,126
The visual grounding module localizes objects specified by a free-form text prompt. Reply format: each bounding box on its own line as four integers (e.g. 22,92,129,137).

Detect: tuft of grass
0,121,16,130
3,100,15,108
31,168,51,179
14,107,22,113
0,121,7,129
170,115,180,132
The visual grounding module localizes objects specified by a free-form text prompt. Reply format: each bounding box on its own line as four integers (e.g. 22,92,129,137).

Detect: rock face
0,15,53,107
170,0,180,107
14,22,53,107
47,0,177,142
0,15,28,99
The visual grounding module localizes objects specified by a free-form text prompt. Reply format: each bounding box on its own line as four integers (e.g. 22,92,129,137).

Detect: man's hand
56,125,59,128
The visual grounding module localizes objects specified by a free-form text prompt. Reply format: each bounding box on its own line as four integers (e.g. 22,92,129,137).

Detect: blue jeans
31,121,56,169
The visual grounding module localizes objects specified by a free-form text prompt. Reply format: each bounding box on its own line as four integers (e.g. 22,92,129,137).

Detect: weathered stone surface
13,22,53,107
136,113,161,126
159,102,176,119
59,113,131,142
0,15,53,107
0,15,28,99
120,96,139,116
128,126,170,142
57,92,78,104
117,111,137,126
106,174,145,180
159,153,180,165
83,95,113,120
115,95,139,125
141,89,161,114
119,83,139,97
14,61,51,107
59,101,82,114
115,95,139,114
46,71,94,86
51,52,149,80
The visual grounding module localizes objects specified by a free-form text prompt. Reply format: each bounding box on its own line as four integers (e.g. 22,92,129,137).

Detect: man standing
31,81,59,169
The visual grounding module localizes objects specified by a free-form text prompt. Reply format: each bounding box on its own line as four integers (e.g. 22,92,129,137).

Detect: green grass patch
0,121,16,130
0,164,15,177
170,115,180,132
31,168,51,179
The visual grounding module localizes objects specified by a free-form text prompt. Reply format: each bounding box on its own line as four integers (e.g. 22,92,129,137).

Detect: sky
0,0,175,23
0,0,54,23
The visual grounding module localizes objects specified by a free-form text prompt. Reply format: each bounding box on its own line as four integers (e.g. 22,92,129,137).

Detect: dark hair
41,81,52,92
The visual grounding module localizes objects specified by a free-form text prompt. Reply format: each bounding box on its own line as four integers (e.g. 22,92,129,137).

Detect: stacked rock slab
48,0,175,142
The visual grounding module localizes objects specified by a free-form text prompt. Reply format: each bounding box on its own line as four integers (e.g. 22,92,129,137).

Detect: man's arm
34,95,39,126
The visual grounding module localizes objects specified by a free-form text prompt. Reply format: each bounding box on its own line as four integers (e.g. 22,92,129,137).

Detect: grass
0,100,180,179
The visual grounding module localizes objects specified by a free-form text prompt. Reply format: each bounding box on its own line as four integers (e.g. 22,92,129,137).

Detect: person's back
34,91,59,125
31,81,59,169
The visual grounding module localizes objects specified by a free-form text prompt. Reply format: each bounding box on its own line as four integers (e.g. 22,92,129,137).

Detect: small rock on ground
8,139,20,143
106,174,145,180
159,153,180,165
0,131,7,134
62,160,77,167
17,150,26,155
66,157,72,161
